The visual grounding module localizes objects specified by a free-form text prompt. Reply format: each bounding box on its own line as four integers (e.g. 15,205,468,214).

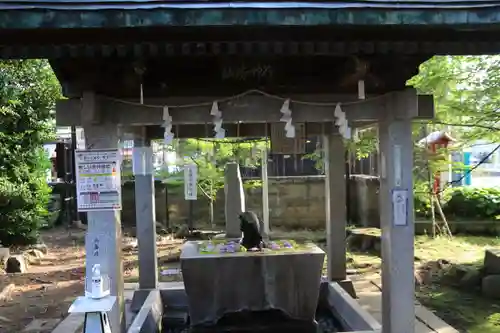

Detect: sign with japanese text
75,149,122,211
184,164,198,200
392,189,408,227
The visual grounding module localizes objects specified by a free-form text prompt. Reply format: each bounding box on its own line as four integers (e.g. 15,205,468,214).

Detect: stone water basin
163,308,341,333
180,240,325,327
155,282,377,333
127,240,381,333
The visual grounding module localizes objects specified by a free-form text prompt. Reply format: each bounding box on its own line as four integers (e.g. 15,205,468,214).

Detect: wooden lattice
270,123,305,154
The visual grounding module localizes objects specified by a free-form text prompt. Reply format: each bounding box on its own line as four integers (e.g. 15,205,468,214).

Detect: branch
197,183,211,200
187,156,216,200
416,120,500,132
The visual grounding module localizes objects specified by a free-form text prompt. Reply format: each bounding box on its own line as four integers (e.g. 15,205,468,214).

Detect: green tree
0,60,61,246
409,55,500,143
408,56,500,195
161,138,267,225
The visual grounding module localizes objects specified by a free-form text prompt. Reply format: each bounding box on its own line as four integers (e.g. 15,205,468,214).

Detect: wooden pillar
324,133,347,281
378,96,416,333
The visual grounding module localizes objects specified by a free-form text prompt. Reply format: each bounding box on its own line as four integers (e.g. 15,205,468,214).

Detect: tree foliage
0,60,61,246
163,138,268,201
408,56,500,195
303,56,500,193
409,55,500,144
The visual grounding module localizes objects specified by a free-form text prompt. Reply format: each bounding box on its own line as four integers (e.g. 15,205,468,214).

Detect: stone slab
483,248,500,275
160,287,188,310
24,318,60,332
354,277,460,333
481,274,500,299
163,309,189,326
326,282,381,332
131,289,151,313
415,304,460,333
127,290,162,333
338,279,356,298
180,241,325,326
50,314,84,333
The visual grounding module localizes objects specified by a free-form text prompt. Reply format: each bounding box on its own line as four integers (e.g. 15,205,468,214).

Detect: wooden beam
144,123,342,139
56,89,433,127
81,91,100,124
416,94,434,119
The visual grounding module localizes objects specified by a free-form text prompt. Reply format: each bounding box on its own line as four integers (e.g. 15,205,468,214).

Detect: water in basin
163,308,342,333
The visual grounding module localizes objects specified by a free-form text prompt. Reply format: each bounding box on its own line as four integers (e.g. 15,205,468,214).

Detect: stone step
163,309,189,327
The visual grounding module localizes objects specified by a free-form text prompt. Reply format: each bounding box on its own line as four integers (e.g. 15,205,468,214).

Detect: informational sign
184,164,198,200
75,149,122,212
392,189,408,226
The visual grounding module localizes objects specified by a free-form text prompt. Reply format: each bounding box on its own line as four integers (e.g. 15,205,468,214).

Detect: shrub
0,60,60,246
414,194,432,218
442,187,500,220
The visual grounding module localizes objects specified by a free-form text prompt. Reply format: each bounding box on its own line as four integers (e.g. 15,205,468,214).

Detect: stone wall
348,175,380,228
121,175,381,230
246,176,327,229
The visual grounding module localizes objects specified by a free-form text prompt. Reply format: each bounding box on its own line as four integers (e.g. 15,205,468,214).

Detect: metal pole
188,200,194,232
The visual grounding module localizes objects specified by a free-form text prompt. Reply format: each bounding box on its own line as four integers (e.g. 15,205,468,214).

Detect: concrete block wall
120,175,381,230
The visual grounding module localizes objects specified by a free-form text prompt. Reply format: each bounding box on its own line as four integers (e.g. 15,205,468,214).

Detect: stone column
224,162,245,238
133,134,158,290
261,149,270,239
323,134,347,281
82,124,125,333
378,115,415,333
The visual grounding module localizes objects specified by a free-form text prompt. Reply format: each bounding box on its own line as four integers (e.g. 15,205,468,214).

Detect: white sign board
184,164,198,200
75,149,122,212
392,189,408,226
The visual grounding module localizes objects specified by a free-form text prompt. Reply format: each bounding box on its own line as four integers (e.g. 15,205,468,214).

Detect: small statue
239,211,264,250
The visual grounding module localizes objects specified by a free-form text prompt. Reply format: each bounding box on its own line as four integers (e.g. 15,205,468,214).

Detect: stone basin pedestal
180,241,325,327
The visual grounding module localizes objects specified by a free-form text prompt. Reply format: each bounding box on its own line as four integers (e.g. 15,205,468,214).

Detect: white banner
184,164,198,200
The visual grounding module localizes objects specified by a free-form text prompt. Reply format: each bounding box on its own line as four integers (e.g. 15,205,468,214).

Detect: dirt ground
0,227,182,333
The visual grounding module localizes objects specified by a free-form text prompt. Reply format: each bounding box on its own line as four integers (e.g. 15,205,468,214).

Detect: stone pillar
261,149,270,239
82,124,125,333
224,162,245,238
133,134,158,290
323,134,347,281
378,115,415,333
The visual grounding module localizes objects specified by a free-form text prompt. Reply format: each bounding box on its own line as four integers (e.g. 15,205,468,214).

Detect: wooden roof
1,1,500,30
2,0,500,10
